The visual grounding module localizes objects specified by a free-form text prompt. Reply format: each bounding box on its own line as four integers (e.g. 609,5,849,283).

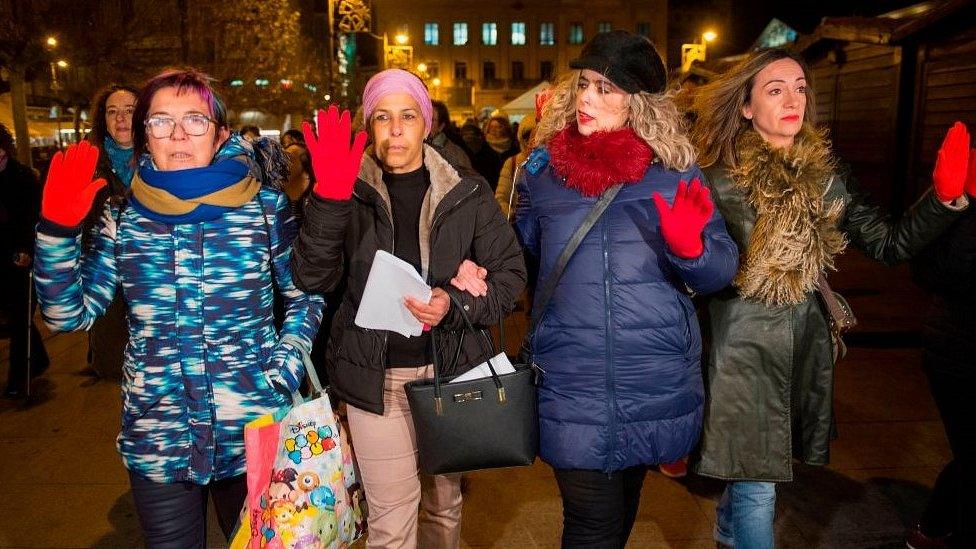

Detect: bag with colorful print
231,347,367,549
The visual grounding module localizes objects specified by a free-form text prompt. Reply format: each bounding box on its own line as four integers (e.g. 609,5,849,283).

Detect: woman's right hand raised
41,142,107,228
302,105,368,201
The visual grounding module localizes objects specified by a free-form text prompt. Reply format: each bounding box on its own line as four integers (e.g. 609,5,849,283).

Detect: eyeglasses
106,106,135,119
145,113,216,139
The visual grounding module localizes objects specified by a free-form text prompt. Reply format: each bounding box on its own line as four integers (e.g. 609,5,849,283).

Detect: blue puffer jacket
34,166,323,484
514,148,738,472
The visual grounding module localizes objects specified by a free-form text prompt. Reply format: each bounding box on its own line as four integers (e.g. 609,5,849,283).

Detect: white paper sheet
354,250,432,337
450,352,516,383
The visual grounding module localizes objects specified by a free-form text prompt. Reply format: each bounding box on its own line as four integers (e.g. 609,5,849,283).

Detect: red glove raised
932,121,971,203
302,105,368,201
652,178,714,260
41,142,107,228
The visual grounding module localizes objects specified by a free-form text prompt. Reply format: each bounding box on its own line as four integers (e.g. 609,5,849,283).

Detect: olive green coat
693,162,963,481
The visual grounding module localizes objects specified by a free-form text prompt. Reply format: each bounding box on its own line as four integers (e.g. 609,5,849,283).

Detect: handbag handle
428,293,506,415
280,333,325,407
525,183,623,361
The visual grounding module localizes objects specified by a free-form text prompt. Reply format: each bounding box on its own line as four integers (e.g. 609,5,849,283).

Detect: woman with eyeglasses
82,84,139,381
33,68,323,548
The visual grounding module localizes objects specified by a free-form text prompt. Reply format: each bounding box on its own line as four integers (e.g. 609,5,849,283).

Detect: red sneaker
659,456,688,478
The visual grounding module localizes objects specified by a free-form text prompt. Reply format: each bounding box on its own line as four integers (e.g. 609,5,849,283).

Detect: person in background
427,100,472,170
690,48,970,549
82,83,139,381
909,142,976,549
1,123,49,398
485,114,520,166
280,128,313,211
33,68,322,547
494,114,535,219
291,69,525,549
460,122,502,191
239,124,261,142
515,31,739,547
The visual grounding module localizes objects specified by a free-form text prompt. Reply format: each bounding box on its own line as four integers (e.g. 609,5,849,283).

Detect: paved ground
0,250,950,548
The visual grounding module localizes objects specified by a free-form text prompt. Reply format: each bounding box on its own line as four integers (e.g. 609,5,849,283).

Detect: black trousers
553,465,648,549
2,268,49,391
921,368,975,546
128,470,246,549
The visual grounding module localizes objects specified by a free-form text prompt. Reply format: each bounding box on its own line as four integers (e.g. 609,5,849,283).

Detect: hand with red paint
652,178,714,260
932,121,971,203
41,141,107,228
302,105,368,201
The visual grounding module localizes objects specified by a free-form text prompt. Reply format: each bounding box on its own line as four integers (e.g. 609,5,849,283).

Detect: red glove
652,178,714,259
966,148,976,198
302,105,368,201
932,121,970,203
41,142,107,228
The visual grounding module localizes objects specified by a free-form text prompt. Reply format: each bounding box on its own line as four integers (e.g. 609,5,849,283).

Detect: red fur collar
548,125,653,197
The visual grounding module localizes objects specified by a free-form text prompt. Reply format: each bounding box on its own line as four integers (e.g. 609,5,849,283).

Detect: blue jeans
714,481,776,548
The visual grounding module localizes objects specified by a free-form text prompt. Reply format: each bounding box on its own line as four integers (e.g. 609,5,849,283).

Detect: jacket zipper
426,182,480,371
603,217,616,473
356,189,396,365
429,182,480,244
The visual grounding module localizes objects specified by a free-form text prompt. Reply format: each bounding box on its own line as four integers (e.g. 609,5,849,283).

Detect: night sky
716,0,924,54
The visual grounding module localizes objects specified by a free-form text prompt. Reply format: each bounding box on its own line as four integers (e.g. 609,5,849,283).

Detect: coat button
463,305,470,311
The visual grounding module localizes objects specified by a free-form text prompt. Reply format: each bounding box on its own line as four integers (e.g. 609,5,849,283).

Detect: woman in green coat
689,48,971,548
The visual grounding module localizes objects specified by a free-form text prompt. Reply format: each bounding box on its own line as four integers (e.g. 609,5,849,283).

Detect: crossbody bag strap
815,274,856,332
528,183,623,338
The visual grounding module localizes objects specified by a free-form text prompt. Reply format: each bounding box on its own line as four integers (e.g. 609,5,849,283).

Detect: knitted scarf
548,124,653,197
732,126,848,306
103,136,135,187
130,134,261,224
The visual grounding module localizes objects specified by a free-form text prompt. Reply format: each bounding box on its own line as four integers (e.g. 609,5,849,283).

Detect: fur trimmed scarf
732,126,848,306
548,124,653,197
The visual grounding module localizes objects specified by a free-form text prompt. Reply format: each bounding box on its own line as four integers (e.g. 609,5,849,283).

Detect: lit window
482,22,497,46
511,22,526,45
453,22,468,45
636,22,651,37
598,22,612,34
569,23,584,45
424,22,439,46
540,22,555,45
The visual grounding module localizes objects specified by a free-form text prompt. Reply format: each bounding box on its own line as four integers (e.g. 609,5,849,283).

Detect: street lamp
46,36,58,47
383,33,413,69
56,59,68,69
681,30,718,73
417,63,427,74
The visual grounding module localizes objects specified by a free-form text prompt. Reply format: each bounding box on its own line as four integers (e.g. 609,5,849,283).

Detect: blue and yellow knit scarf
129,134,261,224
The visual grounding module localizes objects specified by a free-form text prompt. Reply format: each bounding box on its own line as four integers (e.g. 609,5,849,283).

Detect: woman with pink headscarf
291,69,526,548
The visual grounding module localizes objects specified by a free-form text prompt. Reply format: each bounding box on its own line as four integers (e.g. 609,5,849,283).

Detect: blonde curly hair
534,70,696,171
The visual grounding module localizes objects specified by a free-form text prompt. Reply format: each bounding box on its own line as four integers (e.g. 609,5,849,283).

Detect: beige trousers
347,365,463,549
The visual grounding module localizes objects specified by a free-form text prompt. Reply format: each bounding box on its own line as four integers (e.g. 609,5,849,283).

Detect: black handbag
404,295,538,475
404,183,624,475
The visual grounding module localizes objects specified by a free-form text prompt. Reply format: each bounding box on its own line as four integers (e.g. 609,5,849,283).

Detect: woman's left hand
932,121,970,203
405,287,451,329
652,178,714,259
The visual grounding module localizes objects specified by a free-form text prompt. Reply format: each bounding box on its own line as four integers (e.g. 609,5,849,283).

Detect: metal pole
25,270,33,401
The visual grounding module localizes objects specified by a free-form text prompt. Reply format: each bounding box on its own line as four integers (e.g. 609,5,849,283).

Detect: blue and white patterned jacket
34,176,324,484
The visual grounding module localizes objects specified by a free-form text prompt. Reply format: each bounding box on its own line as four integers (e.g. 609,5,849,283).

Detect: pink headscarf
362,69,433,136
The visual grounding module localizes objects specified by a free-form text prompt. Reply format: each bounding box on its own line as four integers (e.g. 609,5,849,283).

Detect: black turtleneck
383,165,432,368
